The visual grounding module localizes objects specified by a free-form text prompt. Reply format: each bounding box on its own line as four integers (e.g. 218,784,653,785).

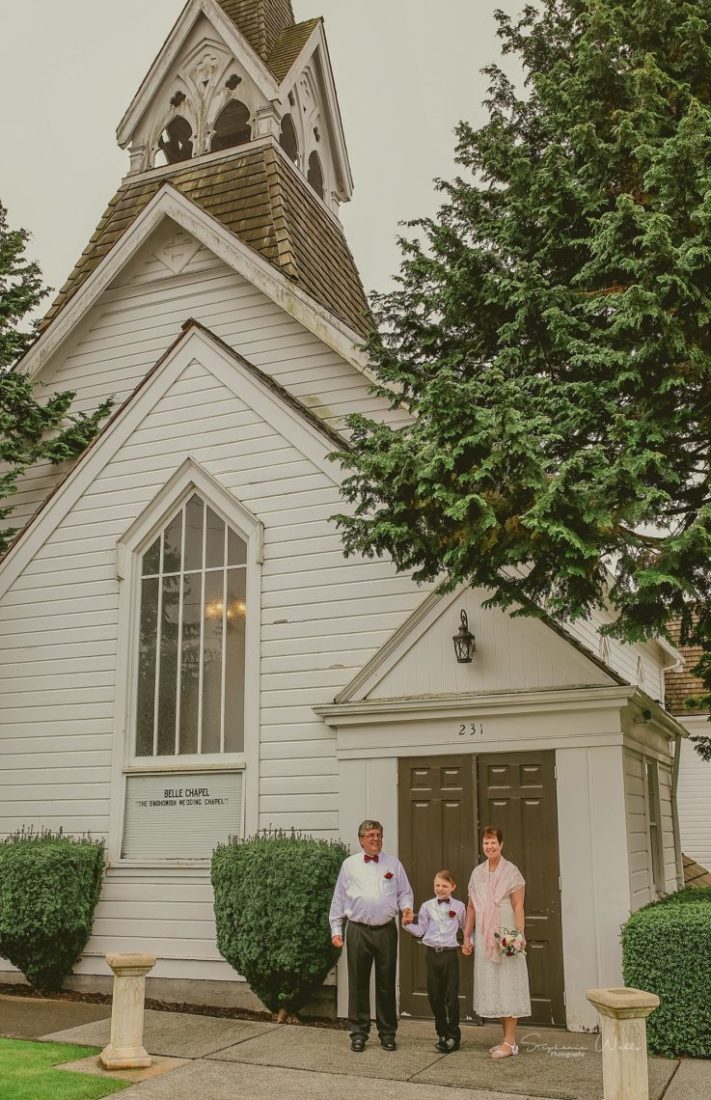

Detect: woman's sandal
490,1041,519,1059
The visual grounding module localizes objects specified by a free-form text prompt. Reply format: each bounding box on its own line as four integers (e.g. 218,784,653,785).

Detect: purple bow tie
364,854,379,863
437,897,451,905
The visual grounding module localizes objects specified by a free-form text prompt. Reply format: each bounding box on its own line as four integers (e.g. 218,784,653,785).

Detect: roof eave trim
116,0,279,147
18,181,372,383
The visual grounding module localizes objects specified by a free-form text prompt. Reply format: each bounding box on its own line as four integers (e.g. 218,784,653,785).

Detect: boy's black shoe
444,1038,460,1052
380,1037,397,1051
435,1038,450,1053
351,1036,366,1052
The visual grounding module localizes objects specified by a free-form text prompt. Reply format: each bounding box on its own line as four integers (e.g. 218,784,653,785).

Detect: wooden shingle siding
38,146,372,339
665,621,705,715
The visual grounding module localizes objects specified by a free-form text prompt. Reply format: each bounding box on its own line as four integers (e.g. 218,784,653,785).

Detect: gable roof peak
216,0,296,62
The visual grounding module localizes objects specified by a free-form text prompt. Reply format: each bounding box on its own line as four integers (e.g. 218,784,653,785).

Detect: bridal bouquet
494,929,526,956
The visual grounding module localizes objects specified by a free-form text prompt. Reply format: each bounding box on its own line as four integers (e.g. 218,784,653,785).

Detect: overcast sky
0,0,523,304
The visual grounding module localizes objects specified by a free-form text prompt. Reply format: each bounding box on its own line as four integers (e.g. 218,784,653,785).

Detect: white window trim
644,757,665,898
108,457,262,866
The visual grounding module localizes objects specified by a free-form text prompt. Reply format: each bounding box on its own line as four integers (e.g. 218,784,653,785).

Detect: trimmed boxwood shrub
212,830,347,1017
622,886,711,1057
0,829,105,992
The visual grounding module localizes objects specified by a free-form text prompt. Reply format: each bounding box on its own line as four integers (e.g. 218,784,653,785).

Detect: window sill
125,760,246,775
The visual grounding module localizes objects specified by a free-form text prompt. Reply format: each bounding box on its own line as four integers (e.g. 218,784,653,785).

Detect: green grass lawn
0,1038,130,1100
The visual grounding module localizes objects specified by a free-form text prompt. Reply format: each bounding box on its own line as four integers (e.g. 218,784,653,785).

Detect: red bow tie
437,898,451,905
364,854,379,863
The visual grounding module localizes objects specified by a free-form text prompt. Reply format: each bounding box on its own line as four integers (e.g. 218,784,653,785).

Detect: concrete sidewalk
2,994,708,1100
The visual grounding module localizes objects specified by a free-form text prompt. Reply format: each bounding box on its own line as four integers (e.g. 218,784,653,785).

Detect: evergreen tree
0,201,111,555
334,1,711,755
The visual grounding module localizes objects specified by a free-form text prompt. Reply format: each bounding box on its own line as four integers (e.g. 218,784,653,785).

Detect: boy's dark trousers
425,946,460,1043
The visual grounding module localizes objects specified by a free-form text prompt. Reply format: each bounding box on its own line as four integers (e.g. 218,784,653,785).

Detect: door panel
477,752,566,1027
397,756,476,1018
398,750,566,1027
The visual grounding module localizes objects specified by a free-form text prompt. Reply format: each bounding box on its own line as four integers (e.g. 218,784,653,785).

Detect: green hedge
622,887,711,1057
212,830,347,1016
0,829,105,992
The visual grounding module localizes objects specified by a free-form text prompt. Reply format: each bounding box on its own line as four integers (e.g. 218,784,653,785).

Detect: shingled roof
39,144,372,340
215,1,318,82
268,18,320,81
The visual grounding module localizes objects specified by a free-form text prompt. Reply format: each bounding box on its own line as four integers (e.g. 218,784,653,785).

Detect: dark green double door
398,751,566,1027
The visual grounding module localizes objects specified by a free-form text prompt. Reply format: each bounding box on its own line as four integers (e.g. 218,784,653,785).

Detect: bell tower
116,0,353,215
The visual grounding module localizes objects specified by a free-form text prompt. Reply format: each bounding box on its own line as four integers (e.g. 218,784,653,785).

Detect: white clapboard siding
565,610,665,700
0,349,427,975
5,230,403,535
676,733,711,869
623,749,653,911
369,586,613,700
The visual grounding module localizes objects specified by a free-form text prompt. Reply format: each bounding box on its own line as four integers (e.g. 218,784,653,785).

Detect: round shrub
0,829,105,992
212,830,347,1016
622,887,711,1057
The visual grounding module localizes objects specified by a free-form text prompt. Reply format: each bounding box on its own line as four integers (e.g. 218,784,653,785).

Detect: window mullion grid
151,532,164,758
174,504,187,755
220,525,228,754
197,502,207,754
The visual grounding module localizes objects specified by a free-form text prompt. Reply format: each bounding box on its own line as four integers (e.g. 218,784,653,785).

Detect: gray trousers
345,919,398,1039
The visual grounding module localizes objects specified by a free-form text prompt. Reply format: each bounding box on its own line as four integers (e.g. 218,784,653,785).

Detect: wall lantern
452,610,476,664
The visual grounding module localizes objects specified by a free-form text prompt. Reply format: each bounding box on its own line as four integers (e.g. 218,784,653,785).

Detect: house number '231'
458,723,484,737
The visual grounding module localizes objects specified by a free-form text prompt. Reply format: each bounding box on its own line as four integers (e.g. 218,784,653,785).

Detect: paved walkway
2,994,709,1100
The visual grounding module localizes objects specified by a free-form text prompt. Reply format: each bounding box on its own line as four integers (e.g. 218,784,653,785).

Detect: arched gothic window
135,493,247,757
307,151,325,200
210,100,251,152
156,116,193,166
279,114,299,163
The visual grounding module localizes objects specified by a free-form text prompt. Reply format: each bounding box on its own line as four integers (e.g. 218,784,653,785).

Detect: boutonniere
449,910,456,919
384,871,394,880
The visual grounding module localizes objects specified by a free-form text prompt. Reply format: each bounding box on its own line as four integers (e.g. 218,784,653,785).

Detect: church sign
122,771,243,860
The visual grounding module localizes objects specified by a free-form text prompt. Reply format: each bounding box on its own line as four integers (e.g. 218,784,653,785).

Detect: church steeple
41,0,368,342
116,0,352,214
217,0,295,62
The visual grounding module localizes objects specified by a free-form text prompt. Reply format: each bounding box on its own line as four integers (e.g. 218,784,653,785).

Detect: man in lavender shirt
330,819,414,1052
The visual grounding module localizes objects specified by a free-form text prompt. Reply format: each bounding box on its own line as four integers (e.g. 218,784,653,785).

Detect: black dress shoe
380,1038,397,1051
351,1036,366,1052
444,1038,460,1053
435,1038,450,1053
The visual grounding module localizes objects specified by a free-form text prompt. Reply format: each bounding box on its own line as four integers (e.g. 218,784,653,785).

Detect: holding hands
461,940,473,956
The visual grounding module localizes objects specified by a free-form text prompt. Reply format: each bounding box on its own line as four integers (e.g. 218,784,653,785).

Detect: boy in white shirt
404,869,466,1052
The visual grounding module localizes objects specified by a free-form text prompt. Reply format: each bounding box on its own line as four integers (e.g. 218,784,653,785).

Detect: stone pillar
100,953,156,1070
586,986,660,1100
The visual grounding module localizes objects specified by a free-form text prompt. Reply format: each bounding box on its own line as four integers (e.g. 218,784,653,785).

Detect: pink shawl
468,858,525,963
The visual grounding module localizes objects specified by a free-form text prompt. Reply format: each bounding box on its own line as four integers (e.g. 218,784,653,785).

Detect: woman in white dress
463,826,531,1059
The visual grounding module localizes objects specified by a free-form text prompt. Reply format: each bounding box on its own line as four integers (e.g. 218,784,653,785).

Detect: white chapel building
0,0,693,1031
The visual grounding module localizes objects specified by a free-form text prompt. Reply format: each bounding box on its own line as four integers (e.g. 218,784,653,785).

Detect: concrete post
586,986,660,1100
100,952,156,1070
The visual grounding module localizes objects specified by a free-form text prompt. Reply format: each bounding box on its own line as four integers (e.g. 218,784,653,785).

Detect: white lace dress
469,861,531,1020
